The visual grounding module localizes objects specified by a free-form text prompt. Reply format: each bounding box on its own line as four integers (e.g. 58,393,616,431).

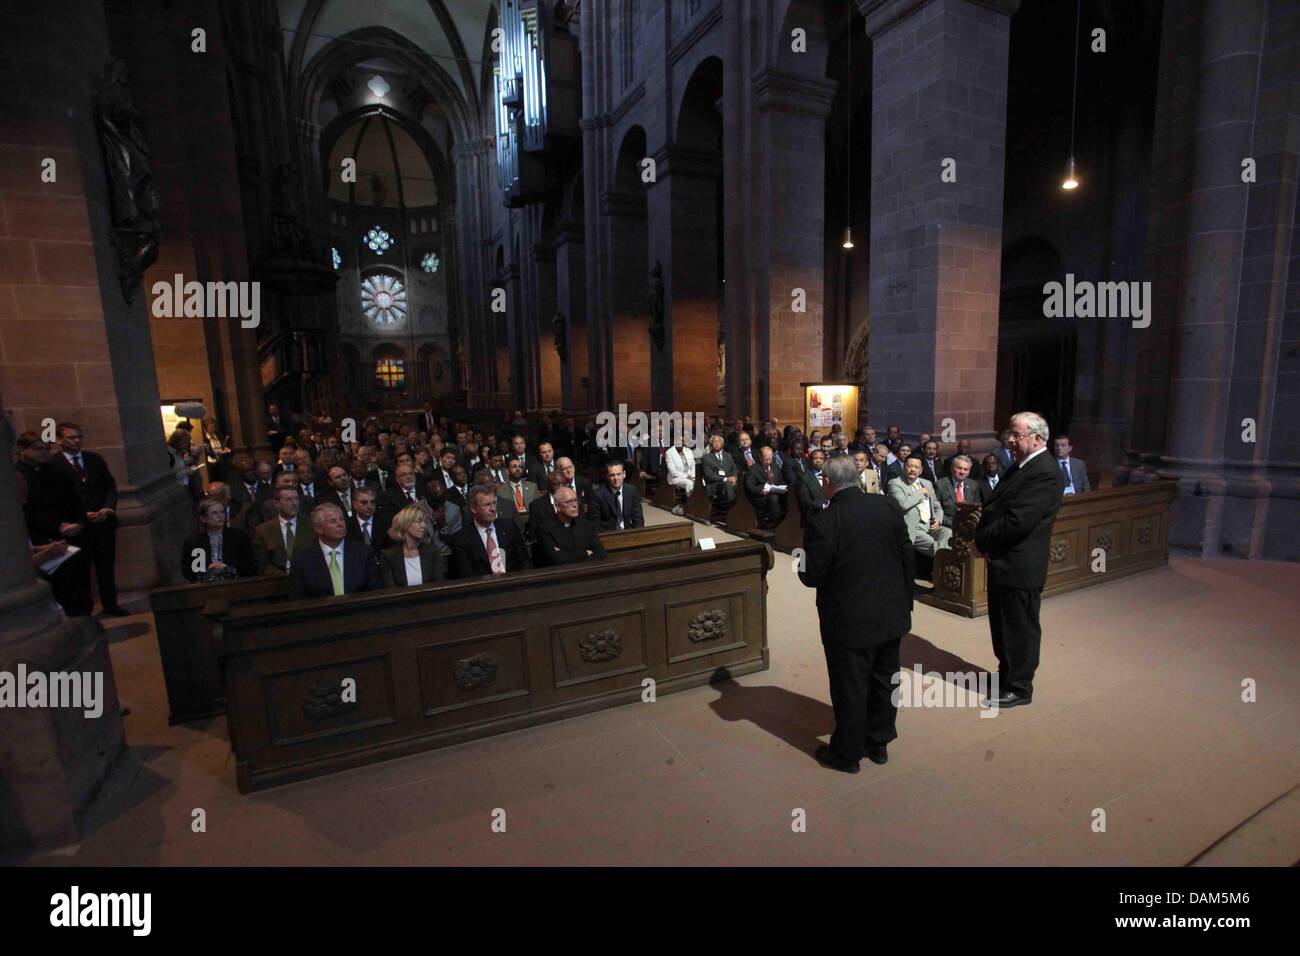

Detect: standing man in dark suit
798,455,914,772
591,460,644,531
449,486,532,578
975,412,1065,709
50,422,126,615
536,486,607,566
288,503,383,598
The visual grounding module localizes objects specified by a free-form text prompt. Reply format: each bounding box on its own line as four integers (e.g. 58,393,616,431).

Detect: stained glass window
375,358,405,389
331,246,341,270
361,273,407,326
421,252,440,274
364,226,393,254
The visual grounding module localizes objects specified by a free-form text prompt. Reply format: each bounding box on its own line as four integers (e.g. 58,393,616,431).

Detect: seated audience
555,456,594,518
182,496,255,581
378,505,446,587
700,433,739,522
889,455,952,555
498,456,538,528
535,486,607,566
944,440,982,480
288,502,383,598
528,470,567,535
346,486,391,549
919,440,944,485
449,485,532,578
592,460,645,531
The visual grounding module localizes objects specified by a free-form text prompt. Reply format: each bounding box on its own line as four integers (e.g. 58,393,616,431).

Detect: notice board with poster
801,383,859,439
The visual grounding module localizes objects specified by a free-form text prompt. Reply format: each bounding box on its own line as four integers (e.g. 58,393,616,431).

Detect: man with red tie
743,445,787,529
935,455,982,528
497,456,538,533
449,486,532,578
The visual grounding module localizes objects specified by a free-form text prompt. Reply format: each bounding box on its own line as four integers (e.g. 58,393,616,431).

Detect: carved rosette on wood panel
578,628,622,663
301,680,358,721
1136,520,1154,545
951,504,982,557
941,564,964,594
688,609,728,643
1095,533,1113,552
453,652,499,690
1049,540,1069,564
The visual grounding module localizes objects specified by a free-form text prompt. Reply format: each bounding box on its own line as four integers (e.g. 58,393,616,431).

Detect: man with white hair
974,411,1065,709
798,454,913,772
288,502,383,598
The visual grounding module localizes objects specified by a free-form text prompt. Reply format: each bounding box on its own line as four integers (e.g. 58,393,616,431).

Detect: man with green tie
288,503,383,598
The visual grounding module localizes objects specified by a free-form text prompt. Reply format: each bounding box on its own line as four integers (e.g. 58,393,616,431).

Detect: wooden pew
150,522,696,724
920,480,1179,617
215,540,772,793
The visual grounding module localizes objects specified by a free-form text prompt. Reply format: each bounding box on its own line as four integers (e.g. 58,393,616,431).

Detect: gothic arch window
622,0,638,89
361,271,407,326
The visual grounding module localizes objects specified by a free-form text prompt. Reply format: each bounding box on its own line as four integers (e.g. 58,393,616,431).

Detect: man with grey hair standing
798,454,914,773
975,411,1065,709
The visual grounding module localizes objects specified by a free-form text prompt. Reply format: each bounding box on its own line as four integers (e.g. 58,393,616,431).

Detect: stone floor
24,506,1300,866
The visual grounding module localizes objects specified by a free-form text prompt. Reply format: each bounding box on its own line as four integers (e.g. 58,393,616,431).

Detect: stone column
554,221,588,414
0,2,128,857
1148,0,1298,559
752,69,837,424
863,0,1018,439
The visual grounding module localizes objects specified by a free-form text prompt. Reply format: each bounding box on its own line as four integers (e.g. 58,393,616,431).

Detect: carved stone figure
648,260,665,350
269,164,313,256
844,320,870,386
553,309,569,365
94,60,162,303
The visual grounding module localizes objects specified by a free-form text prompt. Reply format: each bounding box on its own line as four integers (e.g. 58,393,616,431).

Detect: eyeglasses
1009,431,1031,440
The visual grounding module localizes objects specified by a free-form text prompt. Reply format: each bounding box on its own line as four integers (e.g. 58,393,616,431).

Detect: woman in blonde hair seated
378,504,446,587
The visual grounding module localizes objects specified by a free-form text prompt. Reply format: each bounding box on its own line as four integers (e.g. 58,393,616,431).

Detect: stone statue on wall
844,320,870,388
717,325,726,405
648,260,665,350
94,59,161,304
269,164,313,256
553,309,569,365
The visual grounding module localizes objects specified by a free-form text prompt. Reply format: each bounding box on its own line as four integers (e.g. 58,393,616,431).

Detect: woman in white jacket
664,437,697,515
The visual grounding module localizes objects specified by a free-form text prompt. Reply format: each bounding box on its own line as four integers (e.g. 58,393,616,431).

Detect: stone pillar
1132,0,1300,560
752,69,837,424
603,190,652,412
109,0,270,457
534,240,561,408
554,222,588,414
0,0,194,593
722,0,754,418
863,0,1018,438
0,3,128,857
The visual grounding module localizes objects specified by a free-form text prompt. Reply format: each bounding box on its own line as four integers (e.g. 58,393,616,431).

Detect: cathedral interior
1,0,1298,875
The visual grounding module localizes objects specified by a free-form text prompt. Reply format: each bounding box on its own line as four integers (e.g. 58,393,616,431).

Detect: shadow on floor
707,679,835,758
900,632,991,684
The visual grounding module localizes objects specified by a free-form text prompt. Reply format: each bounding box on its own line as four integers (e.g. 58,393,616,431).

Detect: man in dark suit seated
798,455,913,773
935,454,982,528
536,486,607,566
591,460,645,531
316,465,356,519
978,453,1003,501
732,431,758,474
1052,434,1090,495
346,487,391,549
528,440,560,488
528,470,567,538
288,502,383,598
795,448,830,522
555,456,595,518
943,440,982,480
182,497,255,580
700,433,739,523
975,412,1066,709
449,485,532,578
381,463,424,514
742,445,787,530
